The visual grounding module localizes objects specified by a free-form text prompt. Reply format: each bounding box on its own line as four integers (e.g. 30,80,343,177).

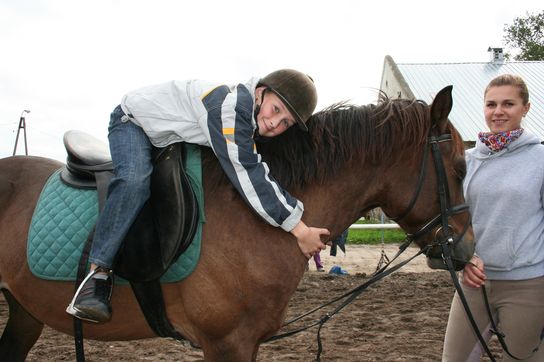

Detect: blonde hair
484,74,530,105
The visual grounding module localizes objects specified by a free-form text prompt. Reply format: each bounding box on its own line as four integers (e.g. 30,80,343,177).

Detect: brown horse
0,86,474,361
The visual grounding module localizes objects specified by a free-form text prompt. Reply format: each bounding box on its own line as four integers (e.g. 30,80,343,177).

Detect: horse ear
430,85,453,134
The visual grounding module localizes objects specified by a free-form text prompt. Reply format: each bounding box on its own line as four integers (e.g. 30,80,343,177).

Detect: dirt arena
1,245,502,361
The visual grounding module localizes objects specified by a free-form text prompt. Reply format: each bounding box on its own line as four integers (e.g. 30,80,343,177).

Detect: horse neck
295,160,387,236
296,140,428,237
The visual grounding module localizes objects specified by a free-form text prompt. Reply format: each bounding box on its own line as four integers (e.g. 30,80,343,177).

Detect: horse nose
451,235,476,271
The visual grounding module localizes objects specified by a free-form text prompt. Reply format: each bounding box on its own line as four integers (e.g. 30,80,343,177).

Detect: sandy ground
314,243,433,274
2,244,503,361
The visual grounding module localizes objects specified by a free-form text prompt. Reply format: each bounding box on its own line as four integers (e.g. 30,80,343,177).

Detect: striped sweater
120,77,303,232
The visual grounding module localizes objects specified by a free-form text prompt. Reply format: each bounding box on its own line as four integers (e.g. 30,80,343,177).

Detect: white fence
349,212,400,230
349,223,400,230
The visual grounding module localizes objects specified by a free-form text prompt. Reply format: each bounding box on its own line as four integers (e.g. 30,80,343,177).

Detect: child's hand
291,221,330,259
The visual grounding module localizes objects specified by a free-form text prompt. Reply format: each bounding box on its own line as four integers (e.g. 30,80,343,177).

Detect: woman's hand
462,255,486,288
291,221,330,259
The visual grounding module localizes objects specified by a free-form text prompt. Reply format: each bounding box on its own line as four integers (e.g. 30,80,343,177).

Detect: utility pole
13,109,30,156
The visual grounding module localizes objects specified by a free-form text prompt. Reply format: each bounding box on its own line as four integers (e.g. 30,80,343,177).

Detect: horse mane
259,95,442,191
202,95,464,192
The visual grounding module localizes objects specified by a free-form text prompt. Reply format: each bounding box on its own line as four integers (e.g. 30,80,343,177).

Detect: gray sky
1,0,542,161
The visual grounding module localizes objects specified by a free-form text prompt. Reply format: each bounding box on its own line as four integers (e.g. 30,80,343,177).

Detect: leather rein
265,128,495,361
426,133,539,361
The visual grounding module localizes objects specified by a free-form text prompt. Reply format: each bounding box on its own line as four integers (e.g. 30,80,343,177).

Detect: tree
503,11,544,61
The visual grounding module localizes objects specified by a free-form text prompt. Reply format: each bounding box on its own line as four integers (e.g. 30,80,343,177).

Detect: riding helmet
259,69,318,132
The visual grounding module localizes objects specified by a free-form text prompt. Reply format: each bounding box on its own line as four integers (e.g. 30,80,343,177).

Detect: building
380,48,544,143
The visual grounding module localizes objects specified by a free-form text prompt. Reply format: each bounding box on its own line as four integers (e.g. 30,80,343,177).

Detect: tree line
503,10,544,61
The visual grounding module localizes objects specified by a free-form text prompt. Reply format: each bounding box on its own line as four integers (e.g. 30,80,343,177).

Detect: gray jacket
120,78,303,232
464,131,544,280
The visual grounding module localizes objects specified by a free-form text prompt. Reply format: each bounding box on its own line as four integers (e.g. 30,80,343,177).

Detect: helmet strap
253,104,261,120
253,87,269,120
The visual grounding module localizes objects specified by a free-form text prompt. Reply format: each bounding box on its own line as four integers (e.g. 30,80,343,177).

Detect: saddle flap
114,143,199,282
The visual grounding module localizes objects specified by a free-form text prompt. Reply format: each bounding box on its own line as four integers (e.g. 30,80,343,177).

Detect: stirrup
66,267,112,323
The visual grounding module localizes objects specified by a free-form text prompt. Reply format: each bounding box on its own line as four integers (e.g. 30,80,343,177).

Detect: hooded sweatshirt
464,130,544,280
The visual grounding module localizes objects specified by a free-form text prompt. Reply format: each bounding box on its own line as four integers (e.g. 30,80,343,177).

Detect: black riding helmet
258,69,318,132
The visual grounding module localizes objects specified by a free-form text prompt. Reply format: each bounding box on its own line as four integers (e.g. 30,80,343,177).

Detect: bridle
390,128,509,361
389,128,470,269
267,93,522,360
267,124,514,362
266,126,481,358
391,127,541,361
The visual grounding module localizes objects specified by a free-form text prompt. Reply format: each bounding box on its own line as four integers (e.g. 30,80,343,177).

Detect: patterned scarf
478,128,524,152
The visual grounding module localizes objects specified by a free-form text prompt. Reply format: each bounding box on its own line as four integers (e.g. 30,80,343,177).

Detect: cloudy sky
1,0,542,161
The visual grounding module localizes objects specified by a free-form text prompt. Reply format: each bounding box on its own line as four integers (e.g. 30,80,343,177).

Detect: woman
66,69,330,323
442,74,544,361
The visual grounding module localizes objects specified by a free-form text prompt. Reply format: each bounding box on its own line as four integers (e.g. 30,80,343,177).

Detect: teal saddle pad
27,144,205,284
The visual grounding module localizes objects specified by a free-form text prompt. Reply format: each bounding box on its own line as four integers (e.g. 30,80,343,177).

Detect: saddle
61,130,198,339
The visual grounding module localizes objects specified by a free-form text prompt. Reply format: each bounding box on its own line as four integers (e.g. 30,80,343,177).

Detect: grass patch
346,220,406,245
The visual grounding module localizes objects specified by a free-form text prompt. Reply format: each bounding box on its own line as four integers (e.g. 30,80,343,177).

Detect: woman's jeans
89,105,153,268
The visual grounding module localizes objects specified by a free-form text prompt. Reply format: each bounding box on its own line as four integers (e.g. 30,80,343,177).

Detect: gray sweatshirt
464,131,544,280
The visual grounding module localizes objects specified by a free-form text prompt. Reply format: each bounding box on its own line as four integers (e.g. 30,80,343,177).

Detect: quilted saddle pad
27,144,205,284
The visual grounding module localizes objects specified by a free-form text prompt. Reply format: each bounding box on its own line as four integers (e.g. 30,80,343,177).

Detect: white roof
394,61,544,141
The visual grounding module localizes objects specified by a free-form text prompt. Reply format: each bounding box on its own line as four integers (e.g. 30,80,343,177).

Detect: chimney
487,47,505,63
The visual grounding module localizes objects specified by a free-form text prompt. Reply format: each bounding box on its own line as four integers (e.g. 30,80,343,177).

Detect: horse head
257,86,474,271
380,86,474,271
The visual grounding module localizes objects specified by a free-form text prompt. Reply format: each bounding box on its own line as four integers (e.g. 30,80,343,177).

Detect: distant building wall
380,55,415,100
380,53,544,142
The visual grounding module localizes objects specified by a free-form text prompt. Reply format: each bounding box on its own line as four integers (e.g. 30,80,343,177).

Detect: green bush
347,229,405,244
345,220,405,245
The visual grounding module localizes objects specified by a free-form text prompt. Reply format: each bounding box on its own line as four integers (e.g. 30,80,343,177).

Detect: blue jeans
89,105,153,268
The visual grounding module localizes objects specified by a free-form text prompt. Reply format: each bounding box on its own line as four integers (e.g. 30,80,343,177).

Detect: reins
267,240,420,334
268,123,538,362
481,284,542,360
441,244,497,361
429,229,540,362
429,133,498,361
267,124,522,362
431,133,540,361
264,238,428,348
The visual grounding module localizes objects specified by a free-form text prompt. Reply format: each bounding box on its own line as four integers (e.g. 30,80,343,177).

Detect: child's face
255,88,296,137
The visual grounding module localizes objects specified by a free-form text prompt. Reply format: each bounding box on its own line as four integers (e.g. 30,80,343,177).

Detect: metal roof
395,61,544,141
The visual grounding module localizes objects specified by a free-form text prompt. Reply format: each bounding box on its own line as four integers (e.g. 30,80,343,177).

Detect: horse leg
0,290,44,362
199,336,260,362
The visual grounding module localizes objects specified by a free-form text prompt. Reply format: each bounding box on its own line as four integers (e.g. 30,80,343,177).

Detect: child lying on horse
66,69,330,323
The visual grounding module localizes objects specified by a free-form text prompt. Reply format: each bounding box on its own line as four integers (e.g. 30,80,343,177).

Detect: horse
0,85,474,361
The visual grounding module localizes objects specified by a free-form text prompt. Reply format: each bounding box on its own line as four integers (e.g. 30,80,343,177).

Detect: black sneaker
66,267,113,323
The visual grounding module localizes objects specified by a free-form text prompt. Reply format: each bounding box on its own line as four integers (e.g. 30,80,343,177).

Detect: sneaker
317,267,325,272
66,267,113,323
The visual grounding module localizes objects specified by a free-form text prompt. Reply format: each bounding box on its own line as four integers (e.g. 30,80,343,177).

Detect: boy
67,69,330,323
